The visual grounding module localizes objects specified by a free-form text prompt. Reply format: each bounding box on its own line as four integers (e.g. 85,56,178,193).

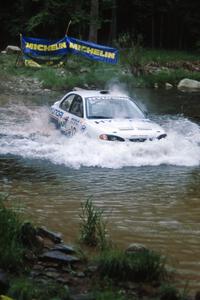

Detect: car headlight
157,134,167,140
99,134,125,142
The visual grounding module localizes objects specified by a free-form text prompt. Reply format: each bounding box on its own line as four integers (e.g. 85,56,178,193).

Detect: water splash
0,104,200,169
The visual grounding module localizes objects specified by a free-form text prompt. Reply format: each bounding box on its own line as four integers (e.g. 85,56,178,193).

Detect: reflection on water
0,89,200,291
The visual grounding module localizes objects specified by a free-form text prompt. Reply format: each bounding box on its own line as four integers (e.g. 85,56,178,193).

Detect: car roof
67,90,130,99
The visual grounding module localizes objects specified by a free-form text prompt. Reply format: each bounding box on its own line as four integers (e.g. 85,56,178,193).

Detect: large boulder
177,78,200,90
37,227,62,244
165,82,173,89
5,45,21,54
125,243,147,253
39,250,80,264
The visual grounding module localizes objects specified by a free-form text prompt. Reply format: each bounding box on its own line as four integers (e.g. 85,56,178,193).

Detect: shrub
140,68,200,88
121,36,144,77
159,284,179,300
159,283,189,300
94,289,126,300
79,198,109,250
8,277,69,300
96,248,167,283
0,196,25,270
36,68,67,89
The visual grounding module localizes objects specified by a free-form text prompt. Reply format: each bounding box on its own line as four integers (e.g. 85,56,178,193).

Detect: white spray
0,104,200,169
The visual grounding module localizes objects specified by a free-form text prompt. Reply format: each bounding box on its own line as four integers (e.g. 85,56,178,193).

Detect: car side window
60,94,75,112
69,96,84,118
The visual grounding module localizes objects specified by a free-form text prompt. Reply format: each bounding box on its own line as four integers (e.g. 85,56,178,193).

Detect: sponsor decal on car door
60,113,70,134
64,95,84,136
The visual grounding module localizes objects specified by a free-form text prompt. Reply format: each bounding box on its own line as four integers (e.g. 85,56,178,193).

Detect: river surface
0,88,200,292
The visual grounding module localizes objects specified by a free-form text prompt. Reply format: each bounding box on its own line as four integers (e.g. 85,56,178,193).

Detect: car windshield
85,97,145,119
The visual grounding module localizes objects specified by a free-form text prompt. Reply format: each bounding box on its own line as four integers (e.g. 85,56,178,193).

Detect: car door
66,95,84,136
58,94,76,134
60,95,84,136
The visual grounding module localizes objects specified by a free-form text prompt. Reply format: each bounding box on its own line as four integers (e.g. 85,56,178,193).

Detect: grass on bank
92,283,188,300
0,195,25,271
158,283,189,300
78,198,189,299
133,49,199,64
96,248,167,284
0,196,190,300
36,55,122,90
28,49,200,90
8,277,70,300
0,48,199,90
132,69,200,88
79,197,109,250
93,289,126,300
79,198,170,285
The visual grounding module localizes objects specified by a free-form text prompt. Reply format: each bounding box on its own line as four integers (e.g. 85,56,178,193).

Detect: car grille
129,138,147,142
129,134,167,142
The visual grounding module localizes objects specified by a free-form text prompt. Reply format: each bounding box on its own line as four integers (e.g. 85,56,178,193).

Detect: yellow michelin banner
21,36,67,66
67,37,117,62
21,35,118,66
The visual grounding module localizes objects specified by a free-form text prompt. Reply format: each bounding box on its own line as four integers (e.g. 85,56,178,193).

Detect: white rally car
49,90,167,142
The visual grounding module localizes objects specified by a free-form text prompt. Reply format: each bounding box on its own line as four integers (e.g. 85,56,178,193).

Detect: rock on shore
178,78,200,91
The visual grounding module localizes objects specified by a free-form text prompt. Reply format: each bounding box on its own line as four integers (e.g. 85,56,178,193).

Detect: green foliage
20,0,86,37
64,56,121,89
96,248,167,283
0,49,199,91
36,68,67,90
115,32,133,49
79,198,109,250
140,49,199,64
195,41,200,52
26,11,50,32
35,56,121,90
120,47,200,89
142,69,200,88
159,283,189,300
8,277,69,300
0,195,25,270
0,54,38,80
79,197,101,246
159,283,180,300
94,289,126,300
1,0,200,51
120,35,144,76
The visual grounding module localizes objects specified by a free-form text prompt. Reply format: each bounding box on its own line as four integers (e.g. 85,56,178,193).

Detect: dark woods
0,0,199,50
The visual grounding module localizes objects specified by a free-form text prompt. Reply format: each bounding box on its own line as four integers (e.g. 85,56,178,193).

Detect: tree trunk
109,0,117,42
159,14,164,48
89,0,99,43
151,14,155,48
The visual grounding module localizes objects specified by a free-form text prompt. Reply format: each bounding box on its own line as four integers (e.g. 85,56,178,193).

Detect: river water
0,88,200,292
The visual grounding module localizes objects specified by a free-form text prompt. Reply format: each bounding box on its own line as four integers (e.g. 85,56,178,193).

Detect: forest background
0,0,200,51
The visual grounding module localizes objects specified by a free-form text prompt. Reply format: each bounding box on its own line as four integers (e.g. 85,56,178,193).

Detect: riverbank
0,49,199,94
1,196,198,300
0,48,198,299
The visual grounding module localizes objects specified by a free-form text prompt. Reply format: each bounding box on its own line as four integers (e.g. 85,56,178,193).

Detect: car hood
87,118,165,138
